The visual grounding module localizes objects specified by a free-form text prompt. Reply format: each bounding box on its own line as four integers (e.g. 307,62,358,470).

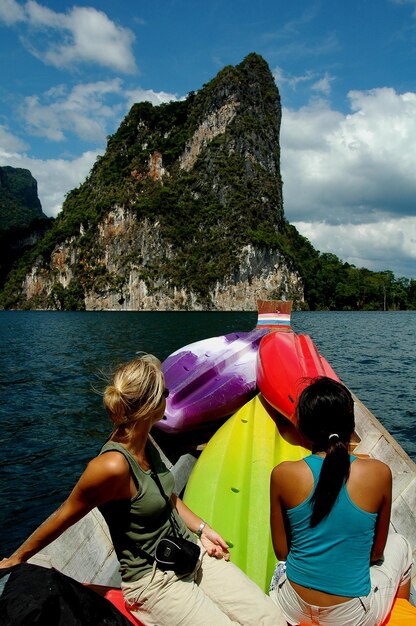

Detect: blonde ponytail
103,384,127,426
103,354,165,430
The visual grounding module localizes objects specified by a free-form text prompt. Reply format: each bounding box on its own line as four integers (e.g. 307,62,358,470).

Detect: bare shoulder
73,451,132,505
348,457,392,512
272,458,313,508
271,459,309,490
78,452,130,492
87,451,130,478
272,459,305,480
352,457,392,485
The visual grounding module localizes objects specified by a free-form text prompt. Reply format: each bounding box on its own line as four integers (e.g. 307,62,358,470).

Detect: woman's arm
370,462,392,564
0,452,130,568
270,464,291,561
172,494,230,560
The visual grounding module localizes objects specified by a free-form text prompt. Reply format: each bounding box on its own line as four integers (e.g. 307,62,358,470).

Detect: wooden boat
183,387,416,597
25,301,416,621
26,392,416,621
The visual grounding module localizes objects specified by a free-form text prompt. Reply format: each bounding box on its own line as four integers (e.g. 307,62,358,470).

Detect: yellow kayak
183,393,310,592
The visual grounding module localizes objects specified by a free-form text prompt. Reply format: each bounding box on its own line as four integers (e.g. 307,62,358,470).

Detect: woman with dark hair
269,376,413,626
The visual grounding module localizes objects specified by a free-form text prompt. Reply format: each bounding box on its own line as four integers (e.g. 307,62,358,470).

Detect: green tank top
98,440,195,582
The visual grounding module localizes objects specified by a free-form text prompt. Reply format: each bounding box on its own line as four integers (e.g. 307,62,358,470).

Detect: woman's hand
200,525,230,560
0,555,22,569
171,495,230,560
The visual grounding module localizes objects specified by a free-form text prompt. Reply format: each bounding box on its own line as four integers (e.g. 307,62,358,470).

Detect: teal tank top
98,440,195,582
285,454,377,597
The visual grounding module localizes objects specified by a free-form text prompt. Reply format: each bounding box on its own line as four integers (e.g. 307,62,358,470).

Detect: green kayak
183,393,310,592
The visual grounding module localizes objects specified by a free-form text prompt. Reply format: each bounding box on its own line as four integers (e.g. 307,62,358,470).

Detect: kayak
183,393,310,592
257,331,340,424
156,328,269,434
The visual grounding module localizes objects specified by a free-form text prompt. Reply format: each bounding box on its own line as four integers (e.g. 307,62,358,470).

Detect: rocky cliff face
3,54,304,311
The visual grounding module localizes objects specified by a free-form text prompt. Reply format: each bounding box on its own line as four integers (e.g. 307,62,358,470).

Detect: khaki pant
122,541,286,626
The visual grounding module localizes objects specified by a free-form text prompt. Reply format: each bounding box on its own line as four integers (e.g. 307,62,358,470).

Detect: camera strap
148,453,181,538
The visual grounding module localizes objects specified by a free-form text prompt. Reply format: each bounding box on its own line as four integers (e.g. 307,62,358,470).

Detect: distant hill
0,166,47,230
0,166,52,288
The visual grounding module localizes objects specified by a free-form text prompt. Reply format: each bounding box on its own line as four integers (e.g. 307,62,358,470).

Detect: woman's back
278,454,391,514
282,455,387,599
272,451,392,607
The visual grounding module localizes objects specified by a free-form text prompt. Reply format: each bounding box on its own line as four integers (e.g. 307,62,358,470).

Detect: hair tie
329,433,340,440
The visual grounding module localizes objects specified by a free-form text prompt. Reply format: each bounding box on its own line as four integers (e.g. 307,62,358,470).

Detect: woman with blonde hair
270,376,413,626
1,354,284,626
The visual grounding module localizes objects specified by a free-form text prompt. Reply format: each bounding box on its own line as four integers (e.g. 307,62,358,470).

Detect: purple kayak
155,328,269,434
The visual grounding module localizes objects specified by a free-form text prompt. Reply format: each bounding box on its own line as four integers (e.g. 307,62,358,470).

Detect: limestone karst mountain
1,53,305,310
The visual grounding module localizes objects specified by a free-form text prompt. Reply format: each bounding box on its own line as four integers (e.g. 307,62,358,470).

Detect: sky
0,0,415,279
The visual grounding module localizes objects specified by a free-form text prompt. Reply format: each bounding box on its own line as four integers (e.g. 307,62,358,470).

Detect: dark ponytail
296,377,355,527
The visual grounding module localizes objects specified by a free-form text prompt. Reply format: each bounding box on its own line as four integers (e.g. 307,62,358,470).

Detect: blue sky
0,0,415,278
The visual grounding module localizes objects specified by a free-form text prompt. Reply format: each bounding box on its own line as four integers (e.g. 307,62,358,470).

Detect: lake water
0,310,415,557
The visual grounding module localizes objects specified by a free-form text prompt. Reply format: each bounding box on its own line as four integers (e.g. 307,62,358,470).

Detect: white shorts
270,533,413,626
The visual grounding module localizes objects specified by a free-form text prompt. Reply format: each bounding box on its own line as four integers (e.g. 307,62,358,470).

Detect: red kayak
256,331,340,424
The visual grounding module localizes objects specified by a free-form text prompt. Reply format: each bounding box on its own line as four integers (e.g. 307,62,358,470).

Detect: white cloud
280,87,416,277
2,1,137,73
311,73,334,96
33,151,100,217
281,88,416,224
124,88,179,109
272,65,315,90
0,149,100,217
0,124,28,153
272,66,336,103
18,79,178,143
25,0,62,27
293,217,416,277
21,79,124,142
0,0,25,24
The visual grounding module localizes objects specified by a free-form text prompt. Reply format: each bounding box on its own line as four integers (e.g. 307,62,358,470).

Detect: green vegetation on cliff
1,54,414,311
2,54,286,309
